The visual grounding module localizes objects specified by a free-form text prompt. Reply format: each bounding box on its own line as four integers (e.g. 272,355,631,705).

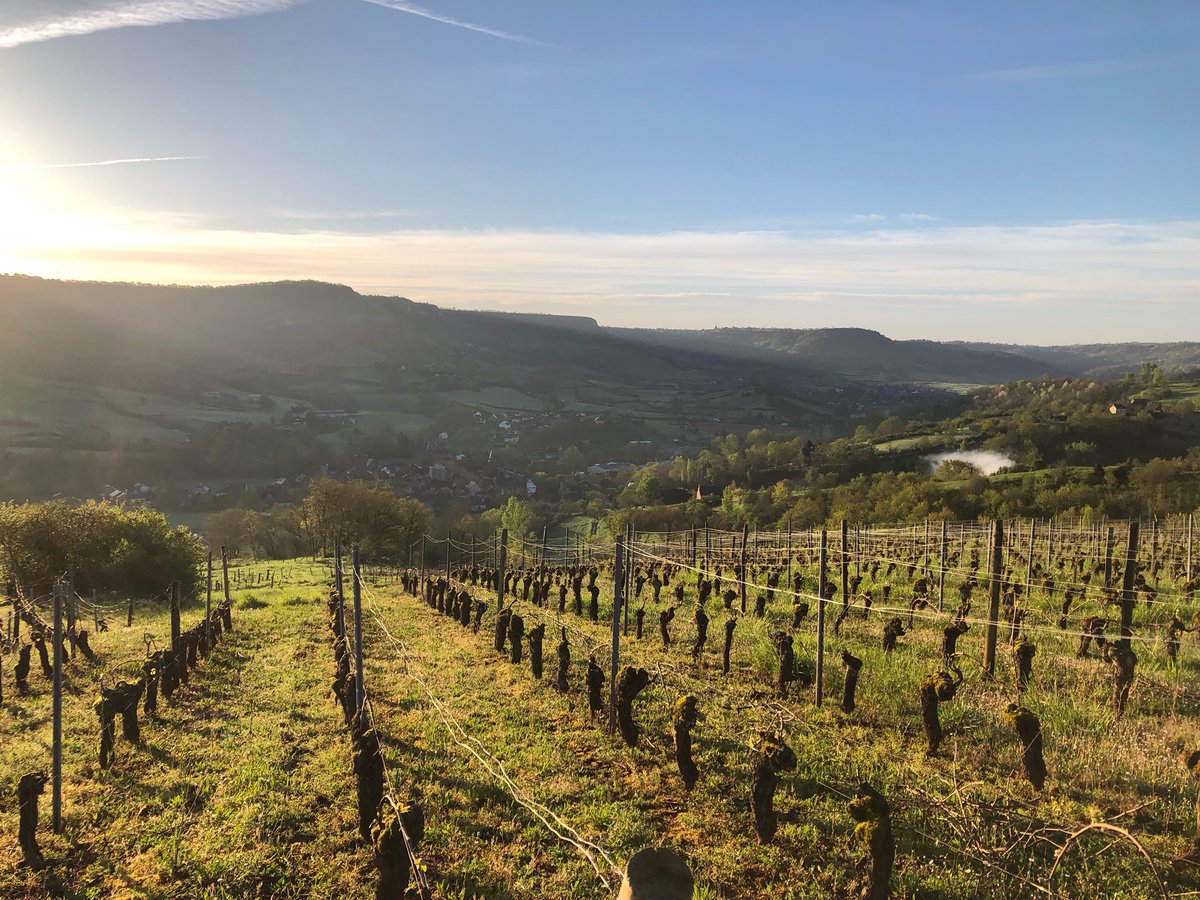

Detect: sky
0,1,1196,342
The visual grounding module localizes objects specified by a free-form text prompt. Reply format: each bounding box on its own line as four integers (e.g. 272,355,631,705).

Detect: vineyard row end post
1119,521,1140,651
609,533,625,733
52,581,63,833
352,544,364,713
815,527,827,707
983,519,1003,677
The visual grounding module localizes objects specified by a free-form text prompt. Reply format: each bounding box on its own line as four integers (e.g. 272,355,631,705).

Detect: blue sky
0,1,1196,341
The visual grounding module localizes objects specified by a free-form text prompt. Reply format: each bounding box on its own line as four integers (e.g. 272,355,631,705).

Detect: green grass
6,550,1200,898
0,562,369,899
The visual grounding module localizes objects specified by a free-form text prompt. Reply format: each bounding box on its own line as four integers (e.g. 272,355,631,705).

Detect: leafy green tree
500,496,534,540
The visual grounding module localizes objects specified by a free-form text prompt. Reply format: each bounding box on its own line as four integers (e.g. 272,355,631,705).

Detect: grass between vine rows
3,556,1200,898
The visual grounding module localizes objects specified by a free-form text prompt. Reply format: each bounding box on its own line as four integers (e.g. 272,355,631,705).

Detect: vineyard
3,515,1200,898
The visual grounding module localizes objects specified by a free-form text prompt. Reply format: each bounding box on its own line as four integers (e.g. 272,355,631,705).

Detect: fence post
170,581,181,652
204,550,212,642
1103,526,1116,588
785,518,792,588
352,545,364,713
983,519,1003,677
623,522,632,636
335,538,345,636
938,519,947,611
497,529,508,606
66,563,76,660
222,546,231,608
1025,519,1035,601
1187,513,1194,583
1119,521,1140,651
52,581,63,833
610,534,625,733
840,519,849,618
739,523,749,613
815,527,827,707
418,535,426,592
446,531,452,584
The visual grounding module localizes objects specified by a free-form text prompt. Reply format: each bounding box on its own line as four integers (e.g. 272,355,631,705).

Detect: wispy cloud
0,0,555,50
361,0,557,48
0,1,306,49
851,213,935,225
1,155,204,171
969,56,1159,83
2,215,1195,340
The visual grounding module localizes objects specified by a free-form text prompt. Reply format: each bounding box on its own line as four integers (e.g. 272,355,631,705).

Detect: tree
500,496,534,540
204,508,256,556
0,501,204,597
635,474,666,505
298,478,432,560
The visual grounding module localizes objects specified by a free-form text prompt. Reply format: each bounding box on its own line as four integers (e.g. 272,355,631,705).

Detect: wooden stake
816,527,827,707
983,519,1003,677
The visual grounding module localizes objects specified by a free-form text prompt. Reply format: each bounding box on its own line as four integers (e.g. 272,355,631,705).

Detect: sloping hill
961,341,1200,377
616,326,1060,384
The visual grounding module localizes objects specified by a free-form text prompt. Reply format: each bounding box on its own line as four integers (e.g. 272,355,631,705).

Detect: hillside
1,274,1194,510
617,326,1061,384
0,275,939,458
962,341,1200,378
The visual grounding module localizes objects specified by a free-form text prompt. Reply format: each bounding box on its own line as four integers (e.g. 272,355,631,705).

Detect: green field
5,543,1200,898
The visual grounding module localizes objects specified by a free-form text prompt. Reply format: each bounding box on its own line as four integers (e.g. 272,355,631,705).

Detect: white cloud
1,212,1195,339
851,213,887,223
0,0,306,49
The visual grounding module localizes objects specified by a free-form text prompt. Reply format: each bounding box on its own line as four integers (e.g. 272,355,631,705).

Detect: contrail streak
362,0,557,48
2,155,204,171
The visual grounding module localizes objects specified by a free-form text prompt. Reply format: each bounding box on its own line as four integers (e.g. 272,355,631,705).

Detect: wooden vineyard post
1025,519,1035,602
418,535,425,591
938,519,947,611
52,582,63,833
497,529,508,605
786,518,793,588
540,524,549,573
335,539,345,637
983,519,1003,677
445,531,452,584
610,534,625,734
170,581,181,652
352,545,364,713
740,523,749,613
127,590,133,628
624,522,632,636
206,550,213,645
222,545,231,608
470,534,476,570
1188,513,1194,583
816,527,827,707
1119,521,1139,651
840,519,849,621
66,563,76,660
1104,526,1116,589
924,518,931,577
